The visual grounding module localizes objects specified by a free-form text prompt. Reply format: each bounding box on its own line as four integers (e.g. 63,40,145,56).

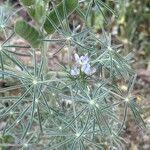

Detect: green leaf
15,20,41,48
44,0,78,34
27,2,45,23
19,0,35,6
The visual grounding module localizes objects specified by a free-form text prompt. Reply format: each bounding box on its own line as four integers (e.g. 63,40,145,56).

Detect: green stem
41,40,49,75
70,86,78,132
91,1,95,27
0,52,4,80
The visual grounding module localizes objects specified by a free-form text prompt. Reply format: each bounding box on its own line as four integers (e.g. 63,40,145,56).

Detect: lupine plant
0,0,146,149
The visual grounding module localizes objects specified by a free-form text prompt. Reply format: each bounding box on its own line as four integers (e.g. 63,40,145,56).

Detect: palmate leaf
15,20,42,48
44,0,78,34
129,103,146,129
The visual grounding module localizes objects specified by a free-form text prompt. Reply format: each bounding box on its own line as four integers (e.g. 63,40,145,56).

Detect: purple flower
81,63,91,75
70,53,96,76
74,53,89,65
70,67,79,76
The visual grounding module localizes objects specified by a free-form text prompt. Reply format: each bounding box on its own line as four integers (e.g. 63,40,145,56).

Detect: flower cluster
70,53,95,76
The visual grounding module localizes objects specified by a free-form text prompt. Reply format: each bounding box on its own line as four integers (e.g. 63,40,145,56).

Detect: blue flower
70,53,95,76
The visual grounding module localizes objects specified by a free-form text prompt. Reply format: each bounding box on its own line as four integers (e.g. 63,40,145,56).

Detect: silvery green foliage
0,0,145,149
0,3,12,30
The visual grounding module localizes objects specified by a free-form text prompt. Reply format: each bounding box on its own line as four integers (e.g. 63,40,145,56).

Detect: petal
81,54,89,64
74,53,80,62
70,67,79,76
81,63,91,75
